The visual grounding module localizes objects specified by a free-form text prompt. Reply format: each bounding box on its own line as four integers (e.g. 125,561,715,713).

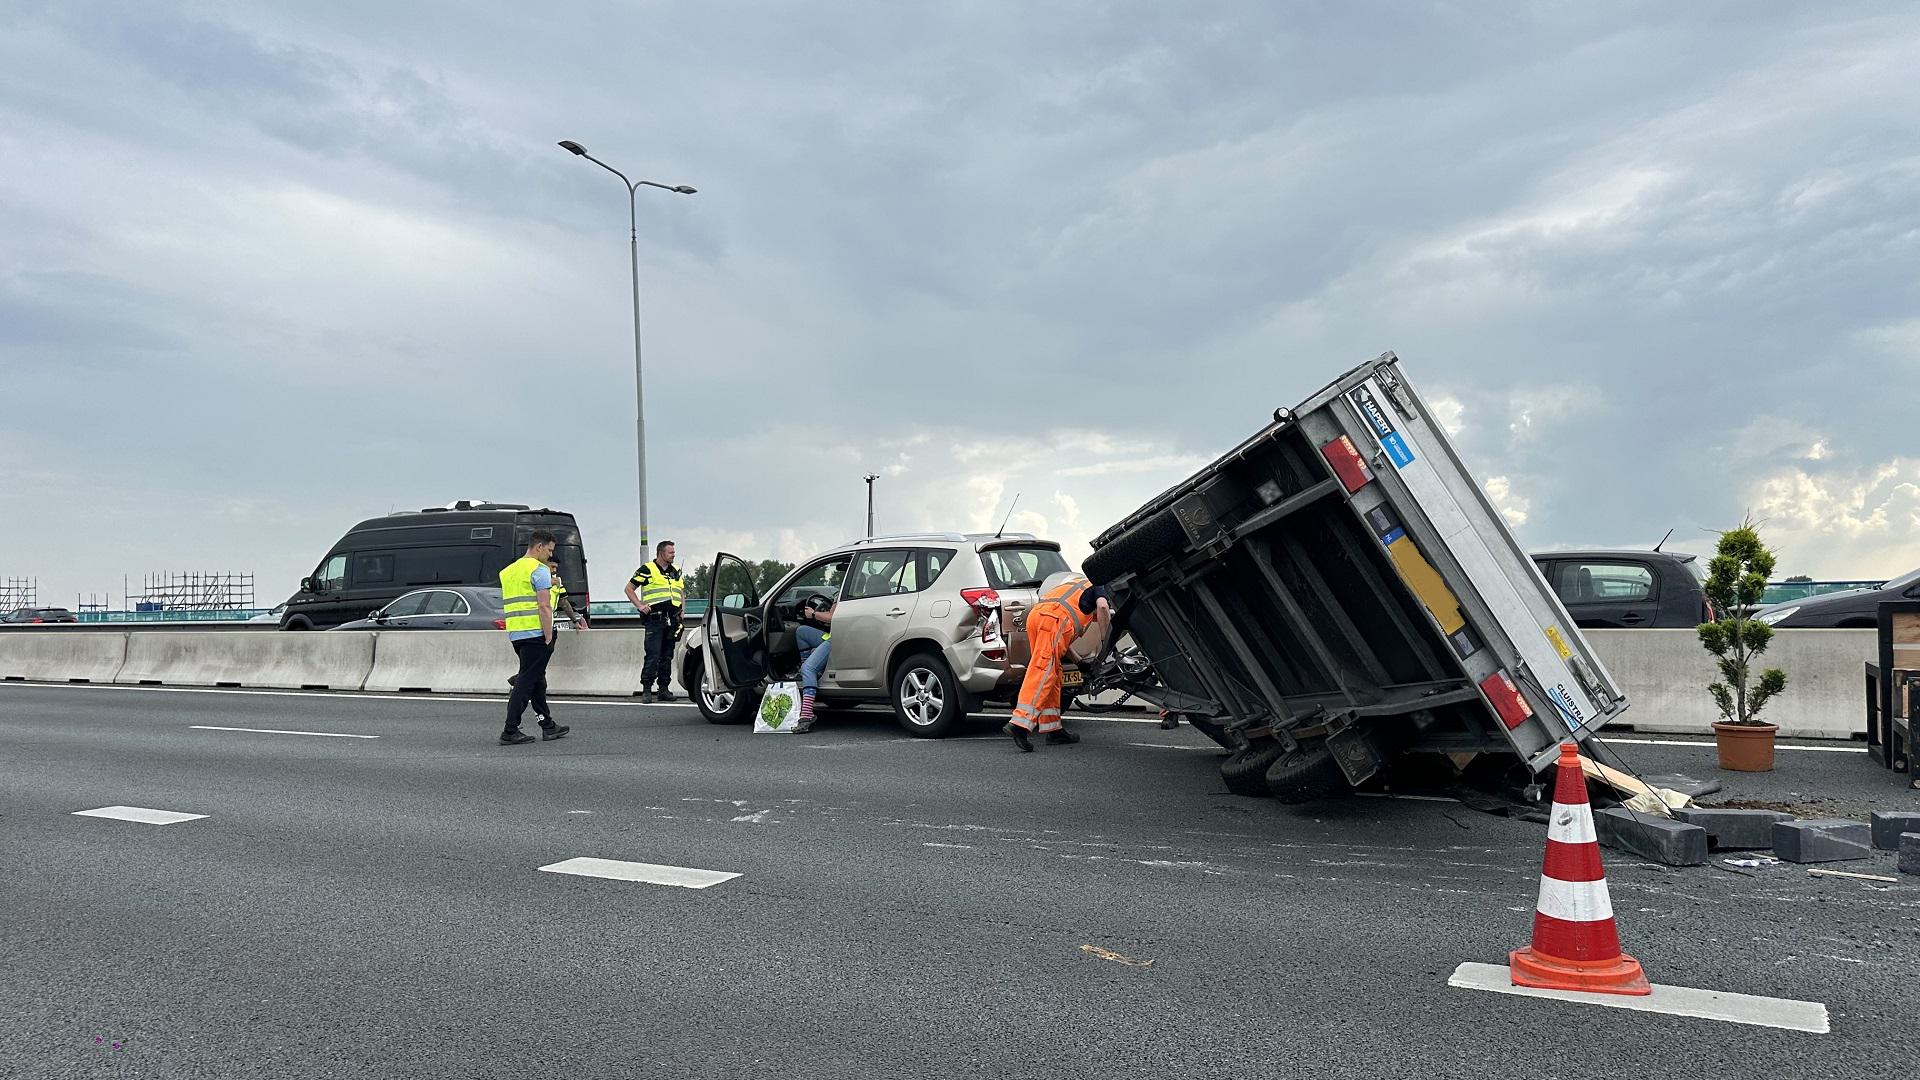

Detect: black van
281,502,590,630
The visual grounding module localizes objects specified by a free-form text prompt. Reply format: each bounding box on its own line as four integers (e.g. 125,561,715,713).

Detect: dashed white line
72,805,207,825
537,857,740,889
1447,962,1829,1033
190,725,379,739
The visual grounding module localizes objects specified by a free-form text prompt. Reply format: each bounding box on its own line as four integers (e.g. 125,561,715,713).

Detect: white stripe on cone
1545,801,1597,845
1535,874,1616,923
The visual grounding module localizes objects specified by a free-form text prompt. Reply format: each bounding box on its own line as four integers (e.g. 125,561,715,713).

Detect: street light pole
864,473,879,538
557,140,696,556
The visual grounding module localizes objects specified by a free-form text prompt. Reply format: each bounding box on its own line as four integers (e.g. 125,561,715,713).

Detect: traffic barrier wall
361,628,673,695
0,631,128,683
1586,628,1872,739
114,632,374,690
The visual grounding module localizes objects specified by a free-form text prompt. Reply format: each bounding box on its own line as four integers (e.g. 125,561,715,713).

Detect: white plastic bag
755,681,801,733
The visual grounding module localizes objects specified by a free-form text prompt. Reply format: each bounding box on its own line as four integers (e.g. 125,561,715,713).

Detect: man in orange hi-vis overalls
1004,572,1112,752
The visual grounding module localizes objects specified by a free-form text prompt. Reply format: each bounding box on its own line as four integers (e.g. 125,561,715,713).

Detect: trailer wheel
1263,741,1350,804
1220,741,1285,797
1084,507,1185,585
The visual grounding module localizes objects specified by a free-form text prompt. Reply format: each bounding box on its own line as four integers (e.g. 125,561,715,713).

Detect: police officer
625,539,685,703
499,530,569,745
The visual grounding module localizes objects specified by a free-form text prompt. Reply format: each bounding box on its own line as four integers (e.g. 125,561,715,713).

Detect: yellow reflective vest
500,556,547,635
631,560,686,607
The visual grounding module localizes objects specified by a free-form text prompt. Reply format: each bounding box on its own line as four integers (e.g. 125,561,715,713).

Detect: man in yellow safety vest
499,530,569,745
625,539,686,703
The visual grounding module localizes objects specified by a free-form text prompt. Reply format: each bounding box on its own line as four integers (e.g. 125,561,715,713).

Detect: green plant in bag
761,691,793,728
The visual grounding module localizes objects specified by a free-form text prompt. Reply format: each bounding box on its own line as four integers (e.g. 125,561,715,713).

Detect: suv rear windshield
979,545,1070,589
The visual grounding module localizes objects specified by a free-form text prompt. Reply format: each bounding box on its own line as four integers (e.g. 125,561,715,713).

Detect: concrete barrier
114,632,374,690
0,631,128,683
362,628,667,695
1587,628,1872,739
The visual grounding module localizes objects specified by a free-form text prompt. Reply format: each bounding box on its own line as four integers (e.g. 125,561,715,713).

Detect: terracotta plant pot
1712,721,1778,772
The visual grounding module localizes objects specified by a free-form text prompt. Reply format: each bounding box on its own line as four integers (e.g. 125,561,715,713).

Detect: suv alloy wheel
890,652,966,737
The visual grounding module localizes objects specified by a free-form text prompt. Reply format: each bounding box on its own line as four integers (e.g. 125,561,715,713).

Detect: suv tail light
961,588,1005,650
492,618,506,630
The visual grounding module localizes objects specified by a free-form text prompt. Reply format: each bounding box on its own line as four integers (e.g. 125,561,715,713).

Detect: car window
787,559,850,596
921,548,955,588
421,591,466,615
844,550,912,601
1557,562,1655,604
353,552,395,584
979,545,1070,589
383,592,431,618
317,554,349,593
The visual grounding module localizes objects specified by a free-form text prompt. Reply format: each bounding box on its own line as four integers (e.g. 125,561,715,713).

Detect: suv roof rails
839,531,1041,547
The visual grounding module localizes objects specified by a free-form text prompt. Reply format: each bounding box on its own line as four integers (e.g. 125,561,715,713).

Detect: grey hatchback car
329,586,507,631
677,533,1073,736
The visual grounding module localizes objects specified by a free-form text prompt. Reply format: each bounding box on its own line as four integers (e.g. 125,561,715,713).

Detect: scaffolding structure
0,577,35,610
134,571,256,612
76,593,114,614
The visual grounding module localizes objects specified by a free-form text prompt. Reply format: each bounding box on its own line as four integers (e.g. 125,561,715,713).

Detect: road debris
1806,868,1899,883
1080,944,1154,968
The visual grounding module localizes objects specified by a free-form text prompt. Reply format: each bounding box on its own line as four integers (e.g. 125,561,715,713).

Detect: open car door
702,552,768,690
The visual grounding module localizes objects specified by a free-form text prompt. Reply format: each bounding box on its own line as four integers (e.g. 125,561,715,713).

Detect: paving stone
1671,807,1792,851
1869,810,1920,850
1594,807,1708,867
1771,818,1871,864
1901,833,1920,876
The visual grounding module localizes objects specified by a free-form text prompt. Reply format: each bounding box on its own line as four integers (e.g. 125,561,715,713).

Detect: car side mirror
723,593,746,608
301,577,315,593
371,610,386,622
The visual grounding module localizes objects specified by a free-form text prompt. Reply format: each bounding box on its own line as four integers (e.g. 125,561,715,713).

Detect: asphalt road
2,683,1915,1080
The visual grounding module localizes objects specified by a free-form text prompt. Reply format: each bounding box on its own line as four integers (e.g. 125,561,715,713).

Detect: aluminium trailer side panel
1294,354,1628,772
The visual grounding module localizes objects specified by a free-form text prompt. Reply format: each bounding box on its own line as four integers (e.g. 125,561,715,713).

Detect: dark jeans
641,610,679,689
507,637,554,731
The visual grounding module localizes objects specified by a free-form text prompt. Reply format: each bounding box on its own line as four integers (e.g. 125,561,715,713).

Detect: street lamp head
558,140,588,156
673,185,697,195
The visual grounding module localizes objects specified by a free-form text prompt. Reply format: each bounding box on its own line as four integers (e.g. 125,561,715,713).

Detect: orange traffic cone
1509,742,1651,996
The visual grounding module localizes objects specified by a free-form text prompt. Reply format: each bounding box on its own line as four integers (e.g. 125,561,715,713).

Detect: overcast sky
3,2,1917,607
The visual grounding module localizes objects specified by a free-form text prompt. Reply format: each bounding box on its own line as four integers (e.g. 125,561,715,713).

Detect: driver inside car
794,594,834,732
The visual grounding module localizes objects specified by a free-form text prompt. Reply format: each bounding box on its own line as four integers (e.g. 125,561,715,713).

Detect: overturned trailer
1083,352,1628,802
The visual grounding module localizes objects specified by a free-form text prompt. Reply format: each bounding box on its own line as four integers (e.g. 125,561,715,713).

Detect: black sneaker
1003,723,1033,753
655,688,676,703
1158,712,1180,730
641,689,655,704
540,724,571,741
1045,728,1081,745
500,730,535,746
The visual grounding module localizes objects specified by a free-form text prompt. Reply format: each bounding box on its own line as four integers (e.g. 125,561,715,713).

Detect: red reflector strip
1319,435,1373,493
1479,671,1535,730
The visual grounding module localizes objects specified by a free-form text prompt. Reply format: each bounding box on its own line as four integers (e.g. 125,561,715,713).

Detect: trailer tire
1264,741,1350,804
1084,507,1185,585
1220,741,1285,798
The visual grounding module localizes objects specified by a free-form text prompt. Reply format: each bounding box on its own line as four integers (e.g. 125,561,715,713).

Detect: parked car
329,586,506,631
2,606,78,624
1755,566,1920,628
1527,550,1711,628
282,501,588,630
679,532,1072,736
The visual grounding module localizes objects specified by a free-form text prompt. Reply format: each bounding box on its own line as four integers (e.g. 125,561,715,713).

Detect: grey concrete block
1671,807,1792,851
1594,807,1709,867
1901,833,1920,876
1771,818,1872,864
1869,811,1920,851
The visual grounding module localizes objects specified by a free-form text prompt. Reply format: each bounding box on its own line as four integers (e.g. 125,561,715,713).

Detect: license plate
1062,670,1084,687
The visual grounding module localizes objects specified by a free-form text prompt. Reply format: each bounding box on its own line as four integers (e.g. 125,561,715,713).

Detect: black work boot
540,723,571,741
641,689,655,704
1045,728,1081,746
655,687,675,703
1003,723,1033,753
500,730,535,746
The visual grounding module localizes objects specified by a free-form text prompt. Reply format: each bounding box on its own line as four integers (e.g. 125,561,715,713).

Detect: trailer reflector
1479,671,1535,730
1319,435,1374,493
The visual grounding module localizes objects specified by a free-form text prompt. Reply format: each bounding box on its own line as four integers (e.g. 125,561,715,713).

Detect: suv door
828,549,921,689
1552,559,1660,628
703,553,767,690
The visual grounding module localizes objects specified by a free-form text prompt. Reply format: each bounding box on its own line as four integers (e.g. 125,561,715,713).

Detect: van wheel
891,652,965,738
1263,740,1350,803
281,616,312,631
690,656,757,725
1084,507,1185,585
1220,740,1285,797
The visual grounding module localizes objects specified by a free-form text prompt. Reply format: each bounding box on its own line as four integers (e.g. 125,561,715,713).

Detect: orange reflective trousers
1010,608,1077,734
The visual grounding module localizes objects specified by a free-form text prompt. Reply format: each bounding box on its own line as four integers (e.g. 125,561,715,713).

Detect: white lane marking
72,805,207,825
731,810,772,823
1353,792,1460,803
1127,742,1214,751
537,857,739,889
1448,962,1828,1033
1601,736,1866,754
190,725,380,739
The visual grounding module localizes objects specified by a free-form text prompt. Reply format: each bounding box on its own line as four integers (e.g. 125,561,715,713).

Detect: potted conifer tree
1697,521,1788,771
